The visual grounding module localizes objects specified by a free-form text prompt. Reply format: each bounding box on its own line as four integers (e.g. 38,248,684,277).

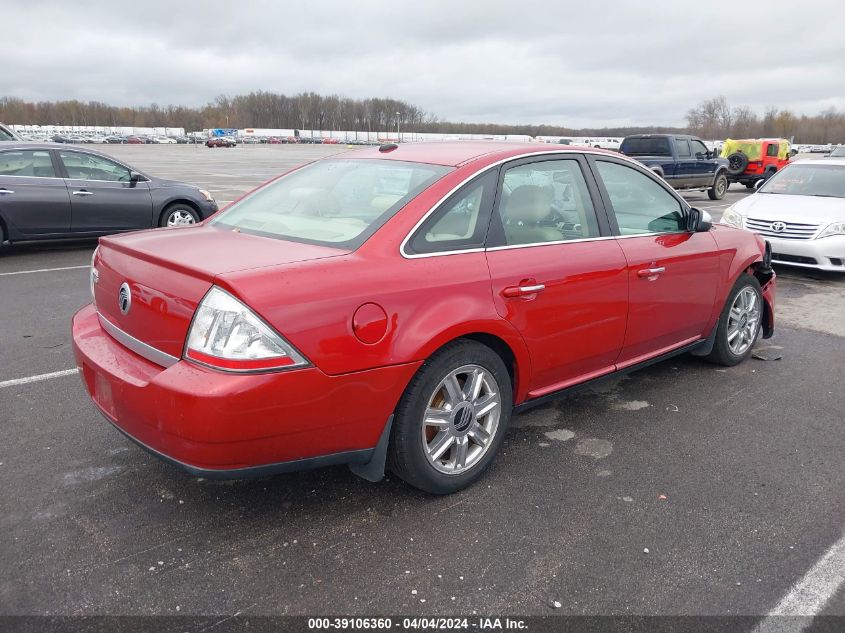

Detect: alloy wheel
421,364,501,475
166,210,197,226
727,287,761,355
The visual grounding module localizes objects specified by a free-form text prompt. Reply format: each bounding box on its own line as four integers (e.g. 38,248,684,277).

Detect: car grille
745,218,819,240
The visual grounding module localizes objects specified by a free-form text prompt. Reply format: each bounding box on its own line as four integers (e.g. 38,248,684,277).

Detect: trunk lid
94,225,347,360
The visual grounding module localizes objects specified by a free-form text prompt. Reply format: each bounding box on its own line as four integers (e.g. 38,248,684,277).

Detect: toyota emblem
118,282,132,315
770,221,787,233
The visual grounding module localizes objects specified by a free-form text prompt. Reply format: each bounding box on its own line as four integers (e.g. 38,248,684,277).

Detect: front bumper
764,235,845,272
72,304,420,476
199,200,218,219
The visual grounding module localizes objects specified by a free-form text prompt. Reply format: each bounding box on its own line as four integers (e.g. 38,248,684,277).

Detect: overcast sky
3,0,844,127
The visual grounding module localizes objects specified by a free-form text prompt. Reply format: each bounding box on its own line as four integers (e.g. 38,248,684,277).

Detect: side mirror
687,207,712,232
754,179,765,190
129,171,143,183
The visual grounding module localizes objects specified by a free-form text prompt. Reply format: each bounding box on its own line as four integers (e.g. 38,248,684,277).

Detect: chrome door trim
399,149,647,260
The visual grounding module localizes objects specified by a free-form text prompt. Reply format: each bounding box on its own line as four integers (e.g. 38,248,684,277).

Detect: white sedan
721,158,845,272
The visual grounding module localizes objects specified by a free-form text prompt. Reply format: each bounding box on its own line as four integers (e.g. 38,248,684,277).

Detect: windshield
759,163,845,198
620,137,671,156
830,146,845,157
0,126,16,141
212,159,452,248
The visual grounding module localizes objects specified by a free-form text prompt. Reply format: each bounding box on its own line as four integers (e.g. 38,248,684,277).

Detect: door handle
637,266,666,278
0,189,14,195
72,190,94,196
502,283,546,298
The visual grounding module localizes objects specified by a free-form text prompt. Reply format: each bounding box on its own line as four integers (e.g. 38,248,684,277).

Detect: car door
588,156,720,367
0,148,71,236
672,138,697,187
484,155,628,398
56,149,153,232
690,138,716,186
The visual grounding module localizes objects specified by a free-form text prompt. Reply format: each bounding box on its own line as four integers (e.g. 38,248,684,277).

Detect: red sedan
72,142,776,494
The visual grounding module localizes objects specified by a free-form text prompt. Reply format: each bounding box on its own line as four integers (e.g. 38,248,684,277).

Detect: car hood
148,177,196,189
733,193,845,223
94,225,348,359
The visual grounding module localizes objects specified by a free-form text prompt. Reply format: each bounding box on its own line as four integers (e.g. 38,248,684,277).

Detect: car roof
338,141,623,167
622,134,695,140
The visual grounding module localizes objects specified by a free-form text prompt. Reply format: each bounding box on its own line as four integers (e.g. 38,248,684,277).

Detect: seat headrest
503,185,553,223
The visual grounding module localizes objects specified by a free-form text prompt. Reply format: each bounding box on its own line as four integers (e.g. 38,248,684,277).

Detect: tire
726,152,749,176
763,168,777,181
746,182,757,190
160,204,200,227
387,340,513,494
708,172,728,200
705,275,763,367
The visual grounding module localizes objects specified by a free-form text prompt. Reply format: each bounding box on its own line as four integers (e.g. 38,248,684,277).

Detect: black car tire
708,173,728,200
746,182,758,190
387,340,512,495
726,152,749,176
705,274,764,367
160,204,200,228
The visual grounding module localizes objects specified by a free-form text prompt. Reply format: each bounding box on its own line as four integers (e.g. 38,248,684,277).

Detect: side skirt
514,340,705,414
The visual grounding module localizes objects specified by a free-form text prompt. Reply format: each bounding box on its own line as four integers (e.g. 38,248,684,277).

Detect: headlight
89,246,99,300
198,189,214,202
817,221,845,239
721,207,744,228
184,287,309,372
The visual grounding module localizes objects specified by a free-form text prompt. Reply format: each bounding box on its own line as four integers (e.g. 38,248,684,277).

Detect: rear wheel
708,173,728,200
387,340,512,494
745,182,757,190
160,204,199,227
705,275,763,366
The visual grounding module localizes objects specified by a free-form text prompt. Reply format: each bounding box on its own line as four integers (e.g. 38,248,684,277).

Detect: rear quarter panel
217,251,530,387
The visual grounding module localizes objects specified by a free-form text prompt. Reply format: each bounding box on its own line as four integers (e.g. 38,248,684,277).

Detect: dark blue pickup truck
620,134,730,200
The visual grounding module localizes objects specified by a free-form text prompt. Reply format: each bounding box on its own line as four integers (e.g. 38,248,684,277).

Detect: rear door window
0,150,56,177
491,159,601,246
674,139,691,157
620,137,672,156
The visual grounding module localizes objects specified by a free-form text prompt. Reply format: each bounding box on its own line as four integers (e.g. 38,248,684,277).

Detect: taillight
184,287,309,372
89,246,99,301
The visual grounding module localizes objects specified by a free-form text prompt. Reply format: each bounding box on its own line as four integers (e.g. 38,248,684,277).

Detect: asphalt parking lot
1,145,843,625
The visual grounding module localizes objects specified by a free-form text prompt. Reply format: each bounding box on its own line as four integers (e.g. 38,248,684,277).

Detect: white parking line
0,265,89,277
753,529,845,632
0,368,79,389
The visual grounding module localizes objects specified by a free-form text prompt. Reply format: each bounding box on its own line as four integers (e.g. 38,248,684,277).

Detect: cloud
2,0,844,127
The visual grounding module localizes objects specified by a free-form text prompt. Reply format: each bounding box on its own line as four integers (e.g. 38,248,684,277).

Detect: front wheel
387,340,512,494
160,205,200,227
708,173,728,200
705,275,763,366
